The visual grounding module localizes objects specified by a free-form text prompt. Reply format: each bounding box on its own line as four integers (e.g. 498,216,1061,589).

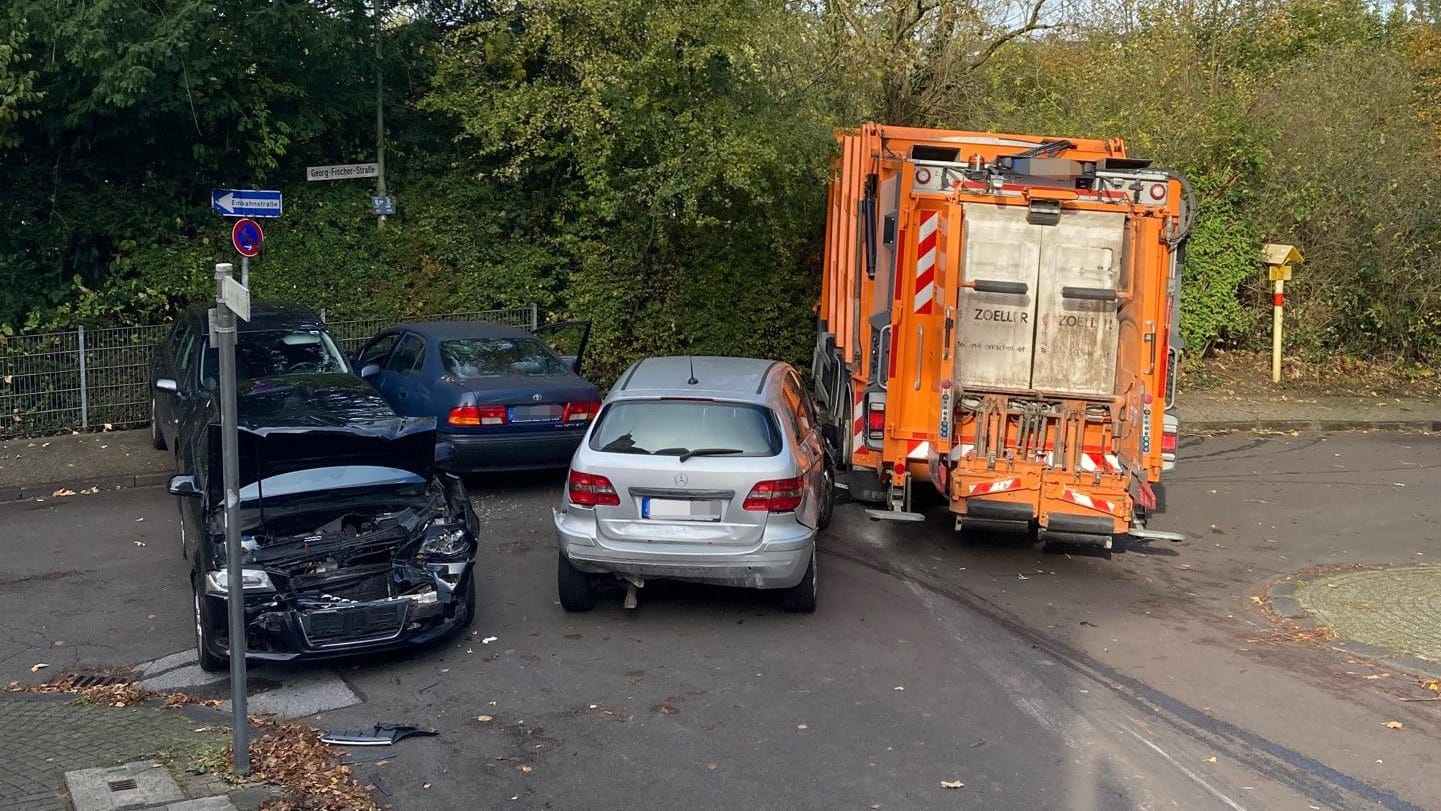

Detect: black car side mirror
168,474,202,497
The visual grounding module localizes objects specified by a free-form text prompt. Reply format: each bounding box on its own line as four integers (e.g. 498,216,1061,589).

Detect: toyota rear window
589,400,782,457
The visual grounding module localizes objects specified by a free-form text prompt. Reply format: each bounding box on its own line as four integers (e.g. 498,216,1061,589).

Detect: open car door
532,321,592,375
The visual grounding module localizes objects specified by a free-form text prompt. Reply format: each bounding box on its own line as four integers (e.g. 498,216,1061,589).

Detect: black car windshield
440,337,568,377
589,400,782,457
239,465,426,504
203,330,348,388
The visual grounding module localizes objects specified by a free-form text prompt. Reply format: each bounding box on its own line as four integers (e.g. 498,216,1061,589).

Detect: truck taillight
449,405,507,426
743,477,804,513
865,391,886,447
568,470,619,507
1162,429,1177,454
562,401,601,422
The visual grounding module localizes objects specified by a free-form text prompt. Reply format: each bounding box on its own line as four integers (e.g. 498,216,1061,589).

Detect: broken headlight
204,568,276,596
420,524,470,558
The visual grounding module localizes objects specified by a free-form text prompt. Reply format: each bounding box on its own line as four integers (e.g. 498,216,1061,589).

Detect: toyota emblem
674,473,689,487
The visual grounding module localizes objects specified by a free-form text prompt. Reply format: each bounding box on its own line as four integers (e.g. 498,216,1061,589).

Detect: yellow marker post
1262,244,1303,384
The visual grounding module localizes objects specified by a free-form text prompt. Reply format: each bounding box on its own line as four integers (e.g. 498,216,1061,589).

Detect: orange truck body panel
814,123,1187,536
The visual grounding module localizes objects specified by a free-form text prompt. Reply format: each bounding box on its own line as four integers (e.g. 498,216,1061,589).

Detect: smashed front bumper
202,561,474,663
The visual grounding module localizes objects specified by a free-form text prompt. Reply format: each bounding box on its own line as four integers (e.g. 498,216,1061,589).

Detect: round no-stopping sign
231,218,264,257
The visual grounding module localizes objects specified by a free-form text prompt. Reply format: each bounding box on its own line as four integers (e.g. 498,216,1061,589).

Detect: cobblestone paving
0,693,222,811
1295,564,1441,661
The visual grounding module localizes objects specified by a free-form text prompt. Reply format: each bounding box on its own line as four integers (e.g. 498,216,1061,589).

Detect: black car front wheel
193,586,228,673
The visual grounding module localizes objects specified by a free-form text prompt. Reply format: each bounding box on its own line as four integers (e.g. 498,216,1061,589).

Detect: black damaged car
166,371,479,672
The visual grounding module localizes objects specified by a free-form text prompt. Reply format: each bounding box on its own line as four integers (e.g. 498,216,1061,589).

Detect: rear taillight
562,401,601,423
568,470,620,507
743,476,804,513
1161,429,1177,454
448,405,507,427
864,391,886,447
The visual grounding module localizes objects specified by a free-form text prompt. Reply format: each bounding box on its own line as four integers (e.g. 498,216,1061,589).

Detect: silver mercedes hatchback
552,356,835,612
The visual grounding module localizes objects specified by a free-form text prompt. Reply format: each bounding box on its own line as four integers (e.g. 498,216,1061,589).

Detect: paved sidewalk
0,429,170,502
0,691,237,811
1176,390,1441,432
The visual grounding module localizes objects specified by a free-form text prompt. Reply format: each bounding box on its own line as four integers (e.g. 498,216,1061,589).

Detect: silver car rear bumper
554,508,813,589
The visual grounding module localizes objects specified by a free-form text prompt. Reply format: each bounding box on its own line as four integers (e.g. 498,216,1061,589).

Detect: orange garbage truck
811,123,1191,549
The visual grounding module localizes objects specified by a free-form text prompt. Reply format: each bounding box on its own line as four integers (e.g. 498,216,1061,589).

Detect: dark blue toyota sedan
353,321,599,473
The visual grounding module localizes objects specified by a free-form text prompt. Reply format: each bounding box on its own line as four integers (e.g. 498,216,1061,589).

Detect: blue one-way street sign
212,189,283,218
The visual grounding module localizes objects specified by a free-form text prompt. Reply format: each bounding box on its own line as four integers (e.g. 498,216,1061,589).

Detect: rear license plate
642,498,721,521
510,404,562,422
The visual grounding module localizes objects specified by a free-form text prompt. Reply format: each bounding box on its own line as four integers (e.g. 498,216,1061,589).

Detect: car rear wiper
678,448,743,463
600,433,649,454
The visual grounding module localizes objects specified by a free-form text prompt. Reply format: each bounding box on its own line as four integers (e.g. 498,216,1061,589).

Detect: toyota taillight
568,470,619,507
743,477,804,513
448,405,507,427
562,401,601,423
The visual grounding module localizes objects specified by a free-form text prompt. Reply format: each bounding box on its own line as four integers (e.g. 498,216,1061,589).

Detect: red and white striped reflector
965,477,1022,497
851,389,867,453
1060,488,1116,515
914,211,938,315
1078,452,1123,473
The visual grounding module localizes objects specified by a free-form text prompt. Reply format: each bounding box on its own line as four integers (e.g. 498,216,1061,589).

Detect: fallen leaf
51,488,75,497
940,780,965,789
1205,756,1217,764
476,715,493,723
30,663,48,673
705,762,718,772
103,423,112,431
797,724,808,730
517,765,533,774
423,783,431,789
1385,721,1404,730
1249,596,1263,605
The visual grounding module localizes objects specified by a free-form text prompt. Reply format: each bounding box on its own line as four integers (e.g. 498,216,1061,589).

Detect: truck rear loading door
955,204,1042,391
954,204,1127,398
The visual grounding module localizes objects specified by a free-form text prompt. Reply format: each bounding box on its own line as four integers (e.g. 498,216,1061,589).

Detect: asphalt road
1,431,1438,810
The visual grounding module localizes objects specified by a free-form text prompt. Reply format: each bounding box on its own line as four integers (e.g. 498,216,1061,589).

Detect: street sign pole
241,255,249,288
214,262,250,775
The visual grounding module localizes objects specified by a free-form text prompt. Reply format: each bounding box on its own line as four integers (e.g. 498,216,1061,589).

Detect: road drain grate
65,673,130,688
107,779,138,792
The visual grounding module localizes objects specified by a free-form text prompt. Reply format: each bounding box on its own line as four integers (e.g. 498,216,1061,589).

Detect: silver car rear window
589,400,782,457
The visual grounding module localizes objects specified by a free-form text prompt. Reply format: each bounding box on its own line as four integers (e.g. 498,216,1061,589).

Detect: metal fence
0,305,538,440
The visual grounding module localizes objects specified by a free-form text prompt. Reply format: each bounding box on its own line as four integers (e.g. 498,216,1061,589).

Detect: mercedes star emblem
674,473,689,487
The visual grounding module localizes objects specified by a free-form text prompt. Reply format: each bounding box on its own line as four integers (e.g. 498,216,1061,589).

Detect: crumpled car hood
203,373,437,500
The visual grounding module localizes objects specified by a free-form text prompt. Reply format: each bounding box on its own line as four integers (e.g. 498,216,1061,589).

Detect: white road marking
1122,728,1250,811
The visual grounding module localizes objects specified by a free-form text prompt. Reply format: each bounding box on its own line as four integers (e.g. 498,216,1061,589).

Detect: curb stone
1265,580,1441,682
2,471,172,504
1186,418,1441,434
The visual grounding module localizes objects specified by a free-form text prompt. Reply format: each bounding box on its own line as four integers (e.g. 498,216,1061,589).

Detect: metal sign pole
240,255,249,288
214,262,250,775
